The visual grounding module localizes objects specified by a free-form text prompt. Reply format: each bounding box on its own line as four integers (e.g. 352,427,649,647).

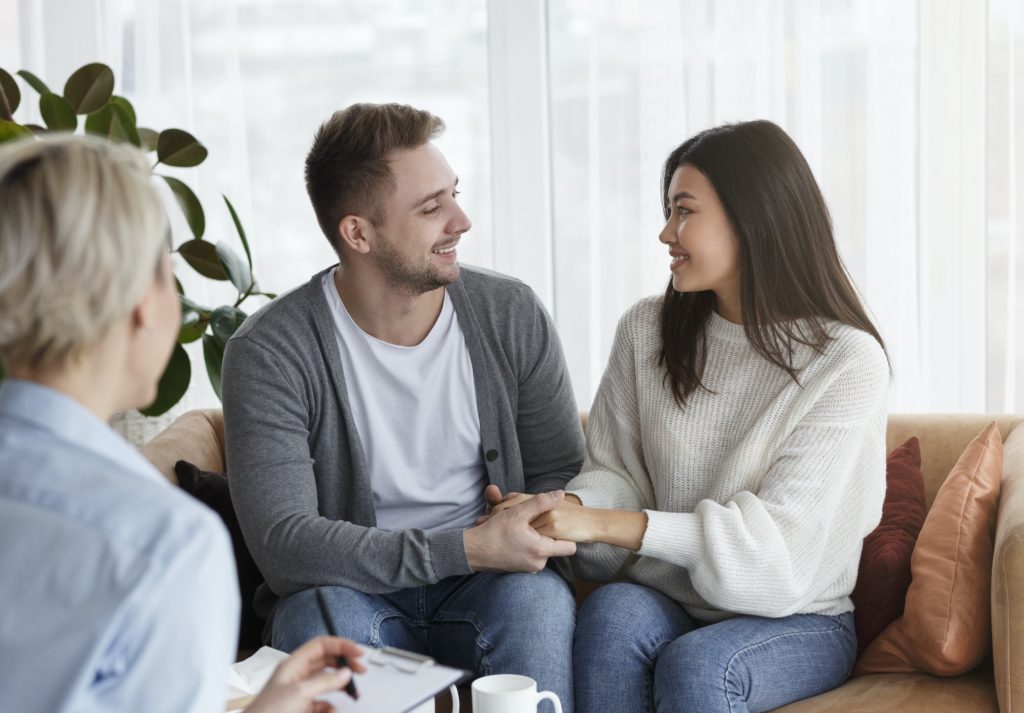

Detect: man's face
370,142,471,294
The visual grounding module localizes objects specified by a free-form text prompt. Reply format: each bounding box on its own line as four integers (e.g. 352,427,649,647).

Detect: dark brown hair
659,120,888,405
305,103,444,254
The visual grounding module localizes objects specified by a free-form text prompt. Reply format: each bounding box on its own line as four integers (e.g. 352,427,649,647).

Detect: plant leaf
162,176,205,240
0,68,20,119
24,124,47,135
137,127,159,152
16,70,50,95
108,95,136,125
179,239,229,280
156,128,207,167
63,63,114,114
178,309,207,344
202,333,226,400
84,103,140,146
0,120,32,144
209,305,247,344
139,342,191,416
216,241,254,294
39,93,77,131
222,195,253,272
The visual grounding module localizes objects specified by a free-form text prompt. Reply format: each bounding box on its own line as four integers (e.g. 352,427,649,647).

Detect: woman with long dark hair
494,120,890,711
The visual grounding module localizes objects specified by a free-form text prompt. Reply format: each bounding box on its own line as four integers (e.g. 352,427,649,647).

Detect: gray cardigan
223,265,584,608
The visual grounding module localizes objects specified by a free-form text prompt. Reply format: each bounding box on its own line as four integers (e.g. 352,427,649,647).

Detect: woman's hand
245,636,366,713
533,500,648,551
531,498,602,543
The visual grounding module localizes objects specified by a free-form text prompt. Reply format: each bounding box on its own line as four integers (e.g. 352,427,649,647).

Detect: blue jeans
574,583,856,713
272,570,575,713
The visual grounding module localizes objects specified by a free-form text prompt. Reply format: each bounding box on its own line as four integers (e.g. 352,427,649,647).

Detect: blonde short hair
0,134,170,369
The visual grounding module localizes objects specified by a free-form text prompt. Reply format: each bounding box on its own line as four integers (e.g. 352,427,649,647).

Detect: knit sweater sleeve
567,307,657,581
638,335,890,617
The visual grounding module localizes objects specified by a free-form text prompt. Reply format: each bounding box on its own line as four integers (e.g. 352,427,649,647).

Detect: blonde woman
0,135,363,712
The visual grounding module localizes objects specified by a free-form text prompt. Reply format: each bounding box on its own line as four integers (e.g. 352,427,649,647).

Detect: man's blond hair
0,134,170,370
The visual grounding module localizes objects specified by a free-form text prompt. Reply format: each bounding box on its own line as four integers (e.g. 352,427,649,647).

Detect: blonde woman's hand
245,636,366,713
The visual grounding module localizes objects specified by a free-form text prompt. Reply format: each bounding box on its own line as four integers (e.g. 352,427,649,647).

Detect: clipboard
318,646,469,713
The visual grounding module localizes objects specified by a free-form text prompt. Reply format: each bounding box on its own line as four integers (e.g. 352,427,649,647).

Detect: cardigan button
485,449,499,462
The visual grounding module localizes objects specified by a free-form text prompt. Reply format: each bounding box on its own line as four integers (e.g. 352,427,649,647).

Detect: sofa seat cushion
770,667,998,712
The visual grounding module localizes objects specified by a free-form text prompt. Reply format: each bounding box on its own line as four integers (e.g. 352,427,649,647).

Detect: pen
315,587,359,701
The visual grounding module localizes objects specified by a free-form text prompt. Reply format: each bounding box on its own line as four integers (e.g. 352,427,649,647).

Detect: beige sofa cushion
138,408,225,485
772,667,998,712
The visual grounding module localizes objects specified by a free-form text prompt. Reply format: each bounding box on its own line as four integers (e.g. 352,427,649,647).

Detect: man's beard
374,232,458,295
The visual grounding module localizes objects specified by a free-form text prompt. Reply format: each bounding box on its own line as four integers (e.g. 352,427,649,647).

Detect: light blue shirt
0,380,239,712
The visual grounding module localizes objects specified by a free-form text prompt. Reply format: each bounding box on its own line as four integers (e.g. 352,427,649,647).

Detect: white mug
471,674,562,713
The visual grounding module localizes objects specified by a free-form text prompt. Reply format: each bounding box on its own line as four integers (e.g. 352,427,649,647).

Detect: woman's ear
337,215,373,256
130,291,154,335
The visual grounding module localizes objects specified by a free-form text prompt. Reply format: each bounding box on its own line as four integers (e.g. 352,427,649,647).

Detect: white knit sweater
568,296,890,622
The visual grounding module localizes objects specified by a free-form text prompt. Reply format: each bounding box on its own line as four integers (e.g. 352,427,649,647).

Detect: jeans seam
434,610,495,673
369,608,405,648
722,618,846,713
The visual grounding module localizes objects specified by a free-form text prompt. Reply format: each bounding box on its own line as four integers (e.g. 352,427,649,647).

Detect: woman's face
131,251,181,409
659,163,742,317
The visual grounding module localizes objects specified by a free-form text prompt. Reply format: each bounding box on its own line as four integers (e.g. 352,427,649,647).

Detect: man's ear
337,215,373,256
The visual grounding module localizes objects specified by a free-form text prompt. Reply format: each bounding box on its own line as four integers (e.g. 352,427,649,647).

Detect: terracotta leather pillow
855,422,1004,676
851,437,927,656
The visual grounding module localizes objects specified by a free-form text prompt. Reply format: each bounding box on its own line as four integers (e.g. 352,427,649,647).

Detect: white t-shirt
322,270,487,532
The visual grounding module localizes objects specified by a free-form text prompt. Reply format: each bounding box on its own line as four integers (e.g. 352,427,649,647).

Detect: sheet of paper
226,646,289,711
317,656,465,713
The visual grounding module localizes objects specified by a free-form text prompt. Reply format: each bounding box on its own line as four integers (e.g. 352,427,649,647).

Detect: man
223,103,583,710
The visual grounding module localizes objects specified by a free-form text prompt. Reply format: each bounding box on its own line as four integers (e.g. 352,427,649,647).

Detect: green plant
0,62,273,415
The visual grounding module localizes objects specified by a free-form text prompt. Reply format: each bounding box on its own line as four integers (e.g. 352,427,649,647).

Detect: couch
139,410,1023,713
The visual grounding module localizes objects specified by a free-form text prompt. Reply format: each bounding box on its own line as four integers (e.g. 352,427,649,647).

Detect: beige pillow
854,421,1003,676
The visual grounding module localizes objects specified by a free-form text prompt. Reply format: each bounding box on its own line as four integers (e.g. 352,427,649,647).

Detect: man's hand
246,636,366,713
464,490,577,572
476,485,536,525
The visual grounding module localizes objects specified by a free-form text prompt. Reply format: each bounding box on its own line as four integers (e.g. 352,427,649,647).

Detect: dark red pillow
851,437,927,656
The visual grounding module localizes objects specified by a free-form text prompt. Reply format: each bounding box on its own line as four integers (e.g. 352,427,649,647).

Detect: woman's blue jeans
574,583,856,713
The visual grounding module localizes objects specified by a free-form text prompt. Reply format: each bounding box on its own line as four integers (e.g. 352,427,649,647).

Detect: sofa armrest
994,423,1024,713
138,408,225,484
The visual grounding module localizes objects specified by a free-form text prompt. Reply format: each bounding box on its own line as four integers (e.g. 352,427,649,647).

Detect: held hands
480,486,649,551
479,486,599,542
464,489,577,572
530,495,603,543
245,636,366,713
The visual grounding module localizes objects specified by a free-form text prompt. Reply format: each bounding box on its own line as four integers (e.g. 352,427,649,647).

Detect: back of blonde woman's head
0,134,169,370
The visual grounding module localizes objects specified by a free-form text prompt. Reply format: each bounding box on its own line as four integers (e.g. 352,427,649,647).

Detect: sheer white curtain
3,0,493,410
548,0,923,411
5,0,1023,415
988,0,1024,413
